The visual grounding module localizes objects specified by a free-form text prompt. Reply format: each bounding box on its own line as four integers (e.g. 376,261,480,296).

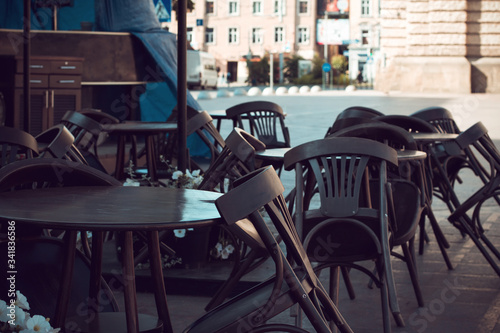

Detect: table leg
122,231,140,333
53,230,78,329
89,231,104,314
148,231,174,333
115,135,126,181
145,135,158,183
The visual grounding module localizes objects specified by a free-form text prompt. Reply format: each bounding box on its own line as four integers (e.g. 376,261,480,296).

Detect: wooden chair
60,110,108,173
0,126,39,168
226,101,290,175
183,166,353,333
198,128,268,311
446,122,500,277
325,106,383,137
329,122,433,307
283,137,405,332
373,115,455,260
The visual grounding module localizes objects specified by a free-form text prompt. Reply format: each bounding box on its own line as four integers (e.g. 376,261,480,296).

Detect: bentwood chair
410,107,492,215
226,100,290,174
60,110,109,173
283,137,405,333
184,166,353,333
445,122,500,277
329,122,430,307
373,115,452,255
0,126,39,168
198,128,268,311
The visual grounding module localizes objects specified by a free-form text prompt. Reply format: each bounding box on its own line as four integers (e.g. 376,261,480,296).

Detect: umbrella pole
23,0,31,133
177,0,188,172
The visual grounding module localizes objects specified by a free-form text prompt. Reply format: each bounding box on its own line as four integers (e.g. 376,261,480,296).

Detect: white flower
191,169,201,177
221,244,235,259
172,170,183,180
184,169,193,178
123,178,140,186
21,315,51,333
14,305,27,329
16,291,30,310
173,229,186,238
0,300,9,323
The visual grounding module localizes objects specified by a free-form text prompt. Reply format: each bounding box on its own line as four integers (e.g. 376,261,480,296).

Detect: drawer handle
30,80,42,84
58,80,76,84
59,66,77,70
30,65,44,69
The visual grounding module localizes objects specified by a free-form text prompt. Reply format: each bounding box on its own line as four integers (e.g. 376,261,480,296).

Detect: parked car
187,50,218,90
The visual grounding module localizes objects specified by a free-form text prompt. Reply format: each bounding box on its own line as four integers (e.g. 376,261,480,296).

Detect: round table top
411,132,458,143
0,186,222,231
396,149,427,161
101,122,177,134
256,147,292,161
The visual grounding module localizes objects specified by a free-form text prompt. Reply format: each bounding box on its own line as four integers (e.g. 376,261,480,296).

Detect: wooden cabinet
0,56,83,135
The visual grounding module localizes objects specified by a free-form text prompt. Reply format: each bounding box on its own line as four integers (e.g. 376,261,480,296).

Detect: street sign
153,0,171,23
196,19,204,26
322,63,332,73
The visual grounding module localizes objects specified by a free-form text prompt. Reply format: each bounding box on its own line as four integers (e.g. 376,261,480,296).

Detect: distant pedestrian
357,71,363,83
227,72,231,87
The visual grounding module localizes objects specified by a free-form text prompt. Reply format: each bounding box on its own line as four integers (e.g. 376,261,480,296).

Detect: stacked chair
184,166,353,333
226,100,290,174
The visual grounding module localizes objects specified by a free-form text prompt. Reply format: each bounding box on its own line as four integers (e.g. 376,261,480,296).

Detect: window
298,0,308,14
205,27,215,44
206,0,214,14
361,0,371,16
274,26,284,43
252,28,263,44
273,0,286,15
297,26,309,44
187,27,193,43
228,27,239,44
361,29,370,45
229,0,239,15
252,0,263,15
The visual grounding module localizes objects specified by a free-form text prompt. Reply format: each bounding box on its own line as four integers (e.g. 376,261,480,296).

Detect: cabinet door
14,89,49,136
49,89,82,128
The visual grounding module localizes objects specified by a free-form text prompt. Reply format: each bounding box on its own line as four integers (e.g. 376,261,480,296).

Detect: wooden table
102,122,177,183
0,186,222,333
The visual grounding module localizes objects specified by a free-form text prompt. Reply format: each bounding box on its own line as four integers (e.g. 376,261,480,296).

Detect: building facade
376,0,500,93
167,0,320,84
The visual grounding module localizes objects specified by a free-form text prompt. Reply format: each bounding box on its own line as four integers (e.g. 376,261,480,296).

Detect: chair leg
401,241,424,307
425,207,454,270
341,267,356,300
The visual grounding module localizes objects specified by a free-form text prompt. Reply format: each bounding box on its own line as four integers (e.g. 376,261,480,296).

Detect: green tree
311,53,324,80
284,54,303,83
331,55,348,74
247,56,270,85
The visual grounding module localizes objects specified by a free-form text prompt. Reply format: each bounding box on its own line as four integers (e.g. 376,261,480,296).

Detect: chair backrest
326,106,384,136
61,110,103,154
284,137,398,218
198,128,265,192
226,101,290,149
411,106,461,134
187,110,226,163
0,126,39,168
337,106,385,119
374,115,437,134
0,158,121,192
35,124,88,165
